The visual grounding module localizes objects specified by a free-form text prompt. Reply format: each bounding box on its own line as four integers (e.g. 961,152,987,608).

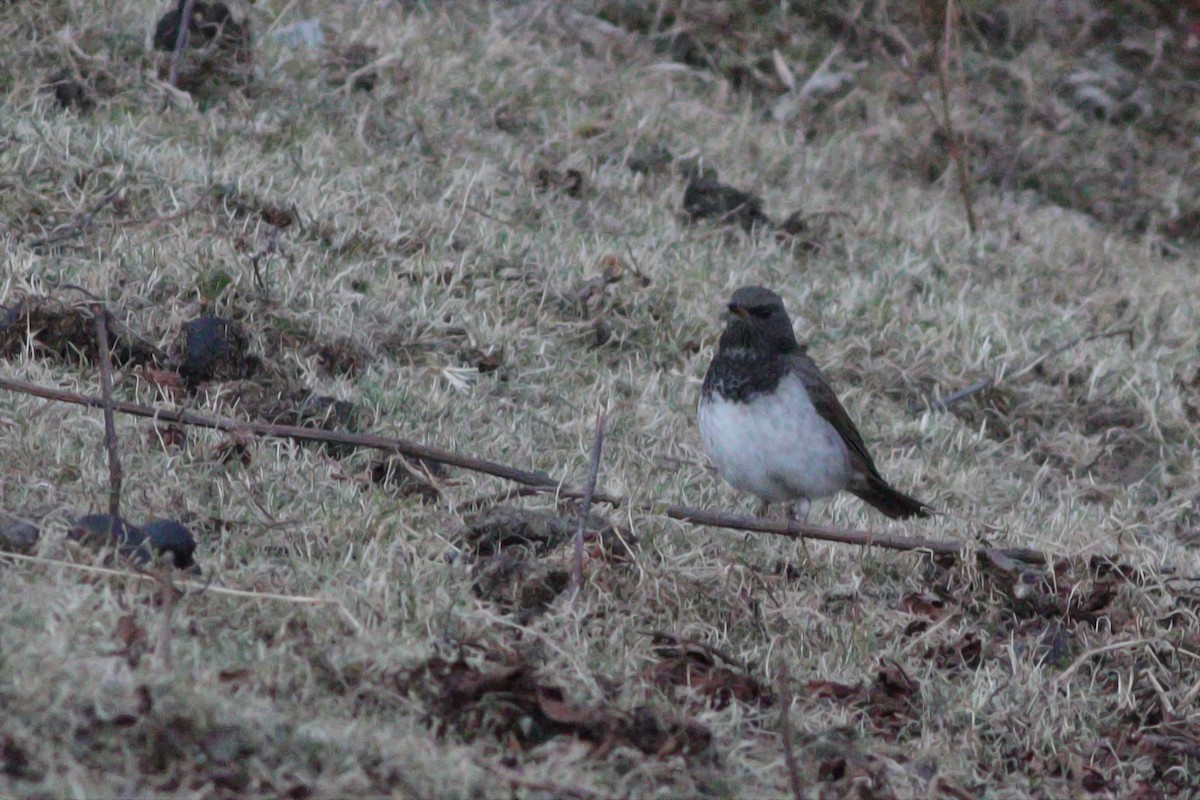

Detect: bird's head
720,286,800,355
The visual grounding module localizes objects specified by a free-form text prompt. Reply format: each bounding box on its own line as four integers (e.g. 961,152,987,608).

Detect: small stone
0,512,40,554
69,514,198,571
178,316,255,386
42,69,93,112
69,514,143,550
682,176,771,232
141,519,198,571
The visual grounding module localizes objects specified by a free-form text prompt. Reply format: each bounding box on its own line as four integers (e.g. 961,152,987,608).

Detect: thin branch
1053,637,1163,686
24,194,201,254
662,504,976,558
144,566,180,669
935,0,977,234
168,0,197,88
778,672,804,800
871,2,975,234
925,327,1136,413
572,408,607,598
0,376,622,505
118,195,206,229
247,226,281,294
92,307,123,519
1007,327,1136,381
0,551,364,633
0,375,1042,564
28,190,121,249
638,630,753,673
919,377,993,413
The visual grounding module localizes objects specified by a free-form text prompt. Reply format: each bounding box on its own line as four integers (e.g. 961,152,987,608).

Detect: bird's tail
851,478,930,520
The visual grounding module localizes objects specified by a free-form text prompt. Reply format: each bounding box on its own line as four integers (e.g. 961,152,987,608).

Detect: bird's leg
787,500,812,560
746,501,770,544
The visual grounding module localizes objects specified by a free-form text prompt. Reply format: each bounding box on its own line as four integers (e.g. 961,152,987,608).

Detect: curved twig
0,376,1028,562
0,376,619,505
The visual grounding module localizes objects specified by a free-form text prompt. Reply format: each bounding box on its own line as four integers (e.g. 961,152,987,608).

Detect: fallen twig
92,307,124,518
871,1,975,234
638,630,753,673
778,673,804,800
1006,327,1136,381
339,52,404,95
28,190,121,249
1053,637,1163,687
0,376,621,505
120,195,207,229
0,551,364,633
924,326,1136,413
247,226,281,294
662,504,974,558
0,377,1043,563
925,378,993,412
572,408,607,598
933,0,978,234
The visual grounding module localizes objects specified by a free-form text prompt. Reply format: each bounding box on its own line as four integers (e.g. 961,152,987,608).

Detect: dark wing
787,352,930,519
786,352,884,483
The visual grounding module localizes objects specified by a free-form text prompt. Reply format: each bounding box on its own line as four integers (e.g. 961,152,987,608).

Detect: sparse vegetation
2,1,1199,798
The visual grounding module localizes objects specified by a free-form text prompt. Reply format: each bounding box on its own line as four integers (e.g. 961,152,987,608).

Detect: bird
698,286,929,521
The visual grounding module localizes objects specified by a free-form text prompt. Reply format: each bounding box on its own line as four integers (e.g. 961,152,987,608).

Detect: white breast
698,372,851,504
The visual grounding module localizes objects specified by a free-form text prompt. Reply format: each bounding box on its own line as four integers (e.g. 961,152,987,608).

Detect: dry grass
2,1,1200,798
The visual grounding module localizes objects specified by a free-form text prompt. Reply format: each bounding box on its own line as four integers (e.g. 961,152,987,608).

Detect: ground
2,1,1200,798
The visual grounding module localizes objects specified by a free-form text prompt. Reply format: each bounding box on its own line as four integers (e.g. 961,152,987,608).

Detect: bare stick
935,0,977,234
0,551,363,632
925,326,1136,413
92,307,123,519
572,408,607,598
247,226,280,294
873,2,975,234
0,377,1046,564
1007,327,1136,381
778,673,804,800
146,567,179,669
1052,637,1162,687
638,630,752,673
168,0,197,88
919,377,993,413
28,190,121,249
0,376,621,505
662,503,972,558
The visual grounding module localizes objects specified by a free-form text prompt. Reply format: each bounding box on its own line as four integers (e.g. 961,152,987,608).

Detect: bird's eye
750,307,772,319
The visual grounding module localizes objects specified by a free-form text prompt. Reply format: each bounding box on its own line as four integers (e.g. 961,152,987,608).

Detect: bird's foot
786,498,812,524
